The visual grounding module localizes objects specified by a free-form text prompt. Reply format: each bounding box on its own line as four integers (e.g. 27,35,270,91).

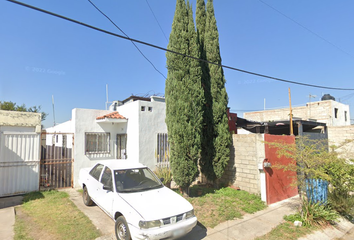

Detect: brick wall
328,125,354,159
220,134,265,194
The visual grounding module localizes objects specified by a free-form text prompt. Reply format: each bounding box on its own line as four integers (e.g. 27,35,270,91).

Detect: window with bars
85,132,110,154
156,133,170,166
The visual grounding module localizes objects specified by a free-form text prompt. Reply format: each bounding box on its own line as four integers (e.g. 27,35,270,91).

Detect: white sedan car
78,160,197,240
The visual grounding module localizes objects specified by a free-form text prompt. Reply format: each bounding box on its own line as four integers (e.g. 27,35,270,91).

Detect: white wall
138,97,167,170
117,101,140,165
330,101,350,126
116,97,168,170
45,120,73,147
72,108,127,187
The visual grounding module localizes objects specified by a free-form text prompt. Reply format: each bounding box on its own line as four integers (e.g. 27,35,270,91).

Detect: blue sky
1,0,354,128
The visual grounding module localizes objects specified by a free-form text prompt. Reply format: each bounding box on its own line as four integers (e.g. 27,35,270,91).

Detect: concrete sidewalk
0,195,24,240
203,195,300,240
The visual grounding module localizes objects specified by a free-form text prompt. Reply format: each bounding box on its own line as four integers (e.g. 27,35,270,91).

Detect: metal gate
40,133,74,189
264,134,298,204
0,131,40,197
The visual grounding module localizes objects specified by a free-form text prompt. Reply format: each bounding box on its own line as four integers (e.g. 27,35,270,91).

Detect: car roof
97,160,146,170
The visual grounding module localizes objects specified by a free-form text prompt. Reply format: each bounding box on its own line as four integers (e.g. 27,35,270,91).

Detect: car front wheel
115,216,131,240
83,186,93,206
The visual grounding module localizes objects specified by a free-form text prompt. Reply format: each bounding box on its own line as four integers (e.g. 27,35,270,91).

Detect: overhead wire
258,0,354,60
87,0,167,79
145,0,169,42
6,0,354,91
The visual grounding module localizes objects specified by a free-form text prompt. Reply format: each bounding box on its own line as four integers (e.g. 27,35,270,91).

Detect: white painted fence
0,131,40,197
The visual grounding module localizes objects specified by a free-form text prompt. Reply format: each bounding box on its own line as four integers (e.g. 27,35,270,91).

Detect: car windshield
114,167,163,193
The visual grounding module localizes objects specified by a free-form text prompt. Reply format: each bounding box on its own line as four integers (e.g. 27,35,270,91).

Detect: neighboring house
244,96,350,127
0,110,41,197
227,108,237,134
45,96,168,187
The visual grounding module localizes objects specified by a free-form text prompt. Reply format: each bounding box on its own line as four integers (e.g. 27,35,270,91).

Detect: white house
45,96,168,187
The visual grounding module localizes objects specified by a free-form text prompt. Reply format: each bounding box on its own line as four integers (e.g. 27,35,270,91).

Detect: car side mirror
103,184,112,192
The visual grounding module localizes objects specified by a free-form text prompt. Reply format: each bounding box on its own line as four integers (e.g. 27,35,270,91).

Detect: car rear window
89,164,104,181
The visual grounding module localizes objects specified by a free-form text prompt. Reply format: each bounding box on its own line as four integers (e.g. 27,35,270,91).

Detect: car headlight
139,220,162,229
185,209,195,219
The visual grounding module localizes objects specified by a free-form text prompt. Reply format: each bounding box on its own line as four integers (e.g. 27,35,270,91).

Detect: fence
40,133,73,188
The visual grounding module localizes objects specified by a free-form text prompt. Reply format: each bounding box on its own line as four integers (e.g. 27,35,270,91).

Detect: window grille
156,133,170,167
85,132,110,154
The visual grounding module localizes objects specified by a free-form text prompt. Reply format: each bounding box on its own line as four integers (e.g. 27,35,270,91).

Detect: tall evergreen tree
196,0,215,180
204,0,231,179
165,0,204,195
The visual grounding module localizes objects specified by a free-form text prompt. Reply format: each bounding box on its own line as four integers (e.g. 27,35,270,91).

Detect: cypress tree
204,0,231,179
165,0,204,195
196,0,215,181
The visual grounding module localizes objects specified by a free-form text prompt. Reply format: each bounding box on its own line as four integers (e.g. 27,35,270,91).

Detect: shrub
154,166,172,186
292,197,339,227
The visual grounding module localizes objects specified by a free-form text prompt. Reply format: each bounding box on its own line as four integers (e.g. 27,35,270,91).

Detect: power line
258,0,354,59
87,0,166,79
7,0,354,91
145,0,169,42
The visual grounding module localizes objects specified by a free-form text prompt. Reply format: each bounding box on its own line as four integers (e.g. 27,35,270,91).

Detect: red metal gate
264,134,298,204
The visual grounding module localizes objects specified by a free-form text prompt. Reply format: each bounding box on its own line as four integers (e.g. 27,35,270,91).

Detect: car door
96,166,115,217
87,164,104,201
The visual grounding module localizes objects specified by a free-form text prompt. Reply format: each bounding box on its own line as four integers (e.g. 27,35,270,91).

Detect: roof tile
96,112,126,120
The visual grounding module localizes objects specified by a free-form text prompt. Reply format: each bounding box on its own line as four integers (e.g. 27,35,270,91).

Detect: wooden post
289,88,294,135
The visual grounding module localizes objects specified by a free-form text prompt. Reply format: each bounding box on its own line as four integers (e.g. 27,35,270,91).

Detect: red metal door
264,134,298,204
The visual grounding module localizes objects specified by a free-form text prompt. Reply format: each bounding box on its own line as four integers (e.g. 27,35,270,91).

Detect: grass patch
186,187,266,228
14,217,33,240
14,190,100,240
254,220,318,240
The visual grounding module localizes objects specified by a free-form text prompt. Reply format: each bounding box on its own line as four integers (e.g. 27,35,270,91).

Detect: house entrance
264,134,298,204
40,133,73,188
117,134,127,159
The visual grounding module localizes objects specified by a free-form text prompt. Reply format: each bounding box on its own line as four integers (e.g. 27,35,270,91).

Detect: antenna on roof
106,84,109,110
52,95,56,126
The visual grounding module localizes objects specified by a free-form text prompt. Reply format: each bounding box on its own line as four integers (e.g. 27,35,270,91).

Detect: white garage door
0,131,40,197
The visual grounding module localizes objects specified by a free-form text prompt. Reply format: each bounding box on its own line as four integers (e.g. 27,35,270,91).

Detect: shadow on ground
179,221,207,240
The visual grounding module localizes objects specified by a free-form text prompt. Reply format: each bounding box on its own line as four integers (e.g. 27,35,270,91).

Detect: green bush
294,197,339,227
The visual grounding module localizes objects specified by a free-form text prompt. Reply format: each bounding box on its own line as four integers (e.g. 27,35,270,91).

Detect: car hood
119,187,193,220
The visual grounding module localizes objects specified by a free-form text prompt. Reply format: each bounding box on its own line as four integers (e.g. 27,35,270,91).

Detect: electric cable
87,0,167,79
6,0,354,91
258,0,354,59
145,0,169,42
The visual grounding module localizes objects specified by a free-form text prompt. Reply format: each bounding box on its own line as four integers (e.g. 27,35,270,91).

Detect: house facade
244,99,350,127
45,96,168,187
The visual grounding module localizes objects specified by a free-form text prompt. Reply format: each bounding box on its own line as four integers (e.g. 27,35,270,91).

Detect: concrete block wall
328,125,354,159
244,100,349,127
220,134,265,194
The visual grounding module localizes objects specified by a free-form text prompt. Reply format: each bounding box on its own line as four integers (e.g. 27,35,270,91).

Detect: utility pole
288,88,293,135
